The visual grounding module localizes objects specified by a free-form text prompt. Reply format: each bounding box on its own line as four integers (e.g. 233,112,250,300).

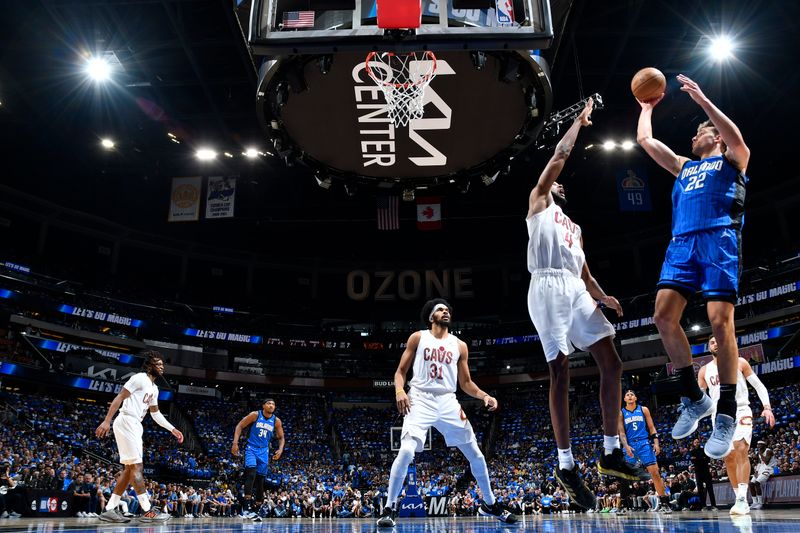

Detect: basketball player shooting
637,74,751,459
95,351,182,523
376,298,516,527
526,97,645,511
698,335,775,515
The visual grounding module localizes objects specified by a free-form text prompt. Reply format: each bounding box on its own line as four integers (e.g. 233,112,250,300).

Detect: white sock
137,493,151,512
603,435,620,456
736,483,748,499
106,494,121,511
558,448,575,470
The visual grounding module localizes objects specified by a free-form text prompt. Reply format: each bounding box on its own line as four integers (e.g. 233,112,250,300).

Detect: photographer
0,463,22,518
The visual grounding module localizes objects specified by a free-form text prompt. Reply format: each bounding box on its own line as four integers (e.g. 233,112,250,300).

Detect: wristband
648,433,659,442
395,389,405,396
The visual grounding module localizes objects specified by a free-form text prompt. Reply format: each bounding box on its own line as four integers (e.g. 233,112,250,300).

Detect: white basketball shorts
752,464,772,485
401,389,476,453
527,269,616,362
113,413,144,465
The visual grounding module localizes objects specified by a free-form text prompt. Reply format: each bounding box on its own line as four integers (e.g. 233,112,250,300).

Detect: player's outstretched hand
677,74,709,106
637,92,664,109
396,390,411,416
762,408,776,428
600,295,623,317
172,428,184,444
95,421,111,439
484,395,498,412
272,450,283,461
578,97,594,127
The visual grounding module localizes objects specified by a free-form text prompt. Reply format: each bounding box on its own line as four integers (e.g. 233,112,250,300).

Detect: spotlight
620,140,635,151
315,173,332,189
196,148,217,161
86,57,111,82
481,171,499,186
602,140,616,151
223,152,234,158
709,35,735,62
100,138,115,149
243,148,259,159
691,324,701,332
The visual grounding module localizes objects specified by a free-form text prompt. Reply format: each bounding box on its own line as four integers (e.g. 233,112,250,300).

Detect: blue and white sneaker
705,413,736,459
671,395,713,440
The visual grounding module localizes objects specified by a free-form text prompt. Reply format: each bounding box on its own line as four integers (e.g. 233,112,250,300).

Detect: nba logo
496,0,515,25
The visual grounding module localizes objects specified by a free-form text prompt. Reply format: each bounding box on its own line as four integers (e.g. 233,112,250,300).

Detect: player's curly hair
141,350,164,376
420,298,452,327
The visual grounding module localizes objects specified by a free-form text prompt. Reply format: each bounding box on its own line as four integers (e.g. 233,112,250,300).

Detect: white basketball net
365,51,437,128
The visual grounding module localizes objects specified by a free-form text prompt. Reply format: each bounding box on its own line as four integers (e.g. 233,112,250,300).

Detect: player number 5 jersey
409,330,461,394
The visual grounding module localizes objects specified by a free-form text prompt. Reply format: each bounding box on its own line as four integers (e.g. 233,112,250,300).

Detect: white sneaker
9,511,21,518
77,512,86,517
730,498,750,515
750,502,763,510
1,511,9,518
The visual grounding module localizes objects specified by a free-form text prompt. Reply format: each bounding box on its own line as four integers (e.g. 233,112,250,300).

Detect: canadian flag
416,196,442,230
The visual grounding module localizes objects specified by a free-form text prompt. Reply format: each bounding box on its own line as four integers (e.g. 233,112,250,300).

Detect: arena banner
183,328,262,344
21,489,73,517
426,496,450,516
64,356,140,382
178,384,218,397
58,304,143,328
205,176,236,219
168,177,202,222
754,355,800,376
713,474,800,505
345,268,473,302
617,168,652,212
37,339,137,364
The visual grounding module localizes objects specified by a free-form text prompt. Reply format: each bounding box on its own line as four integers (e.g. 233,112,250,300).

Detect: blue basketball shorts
625,439,657,467
658,227,741,303
245,447,271,476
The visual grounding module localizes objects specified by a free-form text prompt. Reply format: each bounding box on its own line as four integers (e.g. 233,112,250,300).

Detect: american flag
282,10,315,29
377,195,399,231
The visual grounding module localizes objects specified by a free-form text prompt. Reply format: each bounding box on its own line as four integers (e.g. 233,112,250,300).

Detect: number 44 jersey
409,330,460,394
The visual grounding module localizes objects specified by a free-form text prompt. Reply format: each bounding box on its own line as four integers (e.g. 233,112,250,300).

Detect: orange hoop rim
365,51,437,89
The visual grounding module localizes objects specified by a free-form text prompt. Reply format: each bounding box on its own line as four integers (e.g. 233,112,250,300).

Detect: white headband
429,304,448,323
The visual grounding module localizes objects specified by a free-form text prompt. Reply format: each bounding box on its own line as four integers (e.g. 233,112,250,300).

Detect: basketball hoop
365,51,437,128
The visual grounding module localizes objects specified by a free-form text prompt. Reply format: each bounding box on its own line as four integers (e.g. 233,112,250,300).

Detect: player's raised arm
636,95,689,177
528,98,593,218
676,74,750,172
394,331,421,415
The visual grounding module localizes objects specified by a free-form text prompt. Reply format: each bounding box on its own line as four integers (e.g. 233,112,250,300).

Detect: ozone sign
259,51,549,181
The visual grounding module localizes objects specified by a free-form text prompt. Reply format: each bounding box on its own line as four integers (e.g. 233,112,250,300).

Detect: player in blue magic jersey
618,390,670,512
232,399,285,520
637,74,751,460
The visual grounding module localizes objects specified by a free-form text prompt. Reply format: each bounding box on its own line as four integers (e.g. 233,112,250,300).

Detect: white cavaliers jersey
408,330,461,394
526,202,585,277
119,372,159,421
759,449,778,470
702,358,751,417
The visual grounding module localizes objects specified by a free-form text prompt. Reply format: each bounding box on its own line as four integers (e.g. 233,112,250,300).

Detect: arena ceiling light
602,140,616,151
691,324,702,331
243,147,259,159
709,35,735,62
100,138,115,149
620,140,635,151
85,56,112,82
195,148,217,161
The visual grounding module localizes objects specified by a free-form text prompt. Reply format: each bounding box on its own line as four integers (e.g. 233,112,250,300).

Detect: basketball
631,67,666,102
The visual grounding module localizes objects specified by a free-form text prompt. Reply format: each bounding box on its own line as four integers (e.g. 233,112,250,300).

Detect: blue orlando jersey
247,411,275,450
672,155,747,237
622,405,649,442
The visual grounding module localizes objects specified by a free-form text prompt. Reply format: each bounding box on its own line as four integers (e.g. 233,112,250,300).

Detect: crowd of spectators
0,374,798,519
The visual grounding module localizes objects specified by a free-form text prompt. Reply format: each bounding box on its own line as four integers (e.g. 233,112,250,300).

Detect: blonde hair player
697,335,775,515
376,299,516,527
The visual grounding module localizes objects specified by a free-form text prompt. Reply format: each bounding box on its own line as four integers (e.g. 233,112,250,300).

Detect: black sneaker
598,448,650,481
376,506,396,528
478,501,518,523
554,466,596,511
